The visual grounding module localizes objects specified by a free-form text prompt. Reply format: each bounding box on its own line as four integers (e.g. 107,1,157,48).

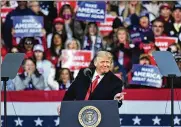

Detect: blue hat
173,4,181,11
141,32,155,43
139,10,149,19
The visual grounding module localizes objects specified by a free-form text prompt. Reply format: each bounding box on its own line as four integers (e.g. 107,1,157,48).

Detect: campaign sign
61,50,92,71
130,64,162,88
1,7,14,22
155,36,178,51
130,31,142,44
13,16,44,37
97,15,116,36
76,1,106,22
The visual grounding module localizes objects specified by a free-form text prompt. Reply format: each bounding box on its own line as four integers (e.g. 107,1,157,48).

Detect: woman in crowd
83,22,103,56
12,58,47,90
48,68,73,90
47,17,67,48
33,44,53,87
45,33,64,68
112,27,132,73
123,1,147,27
65,38,81,50
59,4,85,45
19,37,38,58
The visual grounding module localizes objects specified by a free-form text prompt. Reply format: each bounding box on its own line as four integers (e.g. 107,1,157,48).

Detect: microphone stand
87,75,93,99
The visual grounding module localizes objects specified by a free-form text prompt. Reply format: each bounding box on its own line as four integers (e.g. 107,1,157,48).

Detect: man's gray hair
94,51,114,68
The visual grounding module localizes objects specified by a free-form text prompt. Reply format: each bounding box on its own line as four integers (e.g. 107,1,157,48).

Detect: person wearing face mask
59,4,86,46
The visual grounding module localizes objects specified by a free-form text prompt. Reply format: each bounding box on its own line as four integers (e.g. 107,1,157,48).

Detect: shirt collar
92,70,104,81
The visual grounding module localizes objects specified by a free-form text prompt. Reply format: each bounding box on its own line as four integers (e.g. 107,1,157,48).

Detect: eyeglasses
25,41,33,45
153,25,163,28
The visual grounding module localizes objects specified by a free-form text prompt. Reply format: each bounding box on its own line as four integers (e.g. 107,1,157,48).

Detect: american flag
1,89,181,127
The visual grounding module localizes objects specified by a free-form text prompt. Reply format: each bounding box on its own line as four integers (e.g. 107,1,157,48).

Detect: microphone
83,68,92,80
84,68,93,99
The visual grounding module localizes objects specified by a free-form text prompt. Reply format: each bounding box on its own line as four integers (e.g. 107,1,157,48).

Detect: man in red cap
158,2,173,35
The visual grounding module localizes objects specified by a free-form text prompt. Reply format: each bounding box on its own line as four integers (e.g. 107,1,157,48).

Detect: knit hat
160,3,171,10
139,10,149,19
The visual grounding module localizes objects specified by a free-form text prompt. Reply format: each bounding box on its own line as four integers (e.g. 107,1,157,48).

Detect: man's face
94,56,111,75
30,2,40,14
139,58,150,65
160,7,171,18
139,16,149,28
17,1,27,9
152,21,164,36
172,9,181,23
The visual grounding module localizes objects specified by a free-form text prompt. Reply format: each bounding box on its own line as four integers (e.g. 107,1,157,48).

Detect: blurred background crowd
1,0,181,91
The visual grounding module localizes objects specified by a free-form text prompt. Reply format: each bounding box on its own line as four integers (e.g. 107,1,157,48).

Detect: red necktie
85,75,100,100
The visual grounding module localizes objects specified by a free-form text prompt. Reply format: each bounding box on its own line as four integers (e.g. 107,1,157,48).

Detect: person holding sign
127,54,152,88
57,51,125,114
3,1,35,48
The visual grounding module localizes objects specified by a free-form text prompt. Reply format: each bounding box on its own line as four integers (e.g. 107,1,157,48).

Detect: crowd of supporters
1,1,181,91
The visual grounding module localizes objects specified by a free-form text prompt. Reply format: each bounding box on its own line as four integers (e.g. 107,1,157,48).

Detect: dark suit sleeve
112,79,123,108
63,69,83,101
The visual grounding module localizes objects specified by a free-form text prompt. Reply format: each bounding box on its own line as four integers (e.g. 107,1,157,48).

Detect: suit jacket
168,23,181,44
63,68,123,107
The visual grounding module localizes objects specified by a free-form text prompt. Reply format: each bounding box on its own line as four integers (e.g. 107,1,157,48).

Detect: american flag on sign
1,89,181,127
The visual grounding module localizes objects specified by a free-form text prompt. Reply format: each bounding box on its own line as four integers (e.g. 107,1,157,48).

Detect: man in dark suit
57,51,125,114
168,4,181,44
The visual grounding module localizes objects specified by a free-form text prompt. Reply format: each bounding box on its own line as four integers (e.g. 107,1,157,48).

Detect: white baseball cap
33,44,44,52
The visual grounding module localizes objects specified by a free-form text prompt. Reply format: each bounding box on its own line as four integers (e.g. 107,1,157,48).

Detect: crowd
1,1,181,91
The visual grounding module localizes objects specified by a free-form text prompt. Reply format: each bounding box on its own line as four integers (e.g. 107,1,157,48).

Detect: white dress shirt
91,70,104,84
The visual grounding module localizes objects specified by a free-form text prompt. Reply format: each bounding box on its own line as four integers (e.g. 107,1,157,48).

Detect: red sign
155,36,178,51
57,1,77,16
1,7,14,22
97,15,116,36
61,50,92,71
140,43,155,54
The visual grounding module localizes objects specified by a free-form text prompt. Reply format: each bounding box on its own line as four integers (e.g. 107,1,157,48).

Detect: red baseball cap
53,17,64,24
160,3,171,10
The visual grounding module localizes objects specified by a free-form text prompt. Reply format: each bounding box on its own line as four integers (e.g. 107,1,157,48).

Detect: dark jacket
3,7,35,48
63,68,123,107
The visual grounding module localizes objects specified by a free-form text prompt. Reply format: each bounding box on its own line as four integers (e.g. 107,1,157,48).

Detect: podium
59,100,120,127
